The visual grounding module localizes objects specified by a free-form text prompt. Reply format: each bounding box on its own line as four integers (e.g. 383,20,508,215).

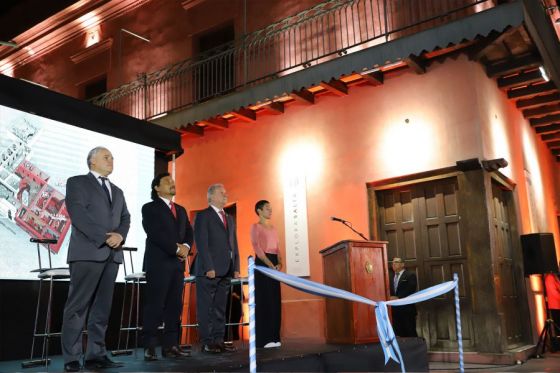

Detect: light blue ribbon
252,264,461,373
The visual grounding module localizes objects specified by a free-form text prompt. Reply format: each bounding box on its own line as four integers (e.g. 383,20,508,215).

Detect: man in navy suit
389,257,418,337
61,147,130,372
194,183,240,353
142,173,193,360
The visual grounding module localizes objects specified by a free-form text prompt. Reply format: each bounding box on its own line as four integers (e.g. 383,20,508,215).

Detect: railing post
140,72,148,120
383,0,389,41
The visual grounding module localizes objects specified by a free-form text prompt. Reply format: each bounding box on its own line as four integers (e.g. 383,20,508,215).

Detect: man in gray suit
61,147,130,372
194,183,240,353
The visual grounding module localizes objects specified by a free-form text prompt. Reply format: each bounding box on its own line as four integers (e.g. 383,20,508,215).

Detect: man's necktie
219,210,228,229
99,177,112,203
394,273,399,292
169,201,177,219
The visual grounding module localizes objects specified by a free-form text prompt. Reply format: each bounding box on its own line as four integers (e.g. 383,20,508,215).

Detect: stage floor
2,341,560,372
0,340,428,372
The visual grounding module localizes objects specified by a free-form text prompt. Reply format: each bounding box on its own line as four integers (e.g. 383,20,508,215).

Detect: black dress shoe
218,342,237,352
64,360,80,372
162,345,191,358
144,347,158,361
201,344,221,353
84,355,124,369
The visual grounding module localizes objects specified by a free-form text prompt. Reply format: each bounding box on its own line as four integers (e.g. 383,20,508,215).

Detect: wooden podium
320,240,389,344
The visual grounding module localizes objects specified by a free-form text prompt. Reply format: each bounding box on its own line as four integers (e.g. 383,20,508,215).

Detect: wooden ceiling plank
290,89,315,105
508,82,556,100
497,70,543,90
265,101,285,114
523,103,560,119
517,92,560,109
536,123,560,134
530,114,560,127
319,79,348,96
231,108,257,122
361,71,384,86
178,124,204,136
486,53,542,78
467,31,508,61
542,132,560,142
198,117,229,129
404,54,427,74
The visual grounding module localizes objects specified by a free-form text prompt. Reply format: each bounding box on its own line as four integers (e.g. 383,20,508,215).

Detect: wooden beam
508,82,556,100
530,114,560,127
497,70,543,90
361,71,384,86
231,108,257,122
547,140,560,149
467,31,507,61
517,92,560,109
535,123,560,134
551,148,560,155
178,124,204,136
523,103,560,118
197,117,228,129
319,79,348,96
486,54,542,78
290,89,315,105
264,101,284,115
404,54,427,74
542,132,560,142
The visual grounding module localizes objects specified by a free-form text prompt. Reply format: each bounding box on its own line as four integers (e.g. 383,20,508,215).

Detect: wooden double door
374,176,525,351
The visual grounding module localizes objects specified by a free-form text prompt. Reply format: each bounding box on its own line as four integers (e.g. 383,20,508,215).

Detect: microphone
330,216,348,223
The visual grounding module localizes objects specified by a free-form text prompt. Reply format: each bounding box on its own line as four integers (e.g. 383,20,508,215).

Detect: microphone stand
337,220,369,240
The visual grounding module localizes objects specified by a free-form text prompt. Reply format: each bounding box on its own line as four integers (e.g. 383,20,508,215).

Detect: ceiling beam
508,82,556,100
264,101,285,115
486,54,542,78
497,70,544,90
197,117,229,129
530,114,560,127
361,71,384,86
535,123,560,134
404,54,427,74
547,140,560,149
178,124,204,136
523,103,560,119
290,89,315,105
541,132,560,142
231,108,257,122
516,92,560,109
319,79,348,96
551,148,560,155
467,31,508,61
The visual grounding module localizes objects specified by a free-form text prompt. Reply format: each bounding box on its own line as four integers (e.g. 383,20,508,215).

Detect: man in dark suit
61,147,130,372
389,257,418,337
194,183,240,353
142,173,193,360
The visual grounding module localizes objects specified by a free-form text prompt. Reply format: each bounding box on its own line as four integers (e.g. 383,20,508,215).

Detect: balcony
90,0,501,123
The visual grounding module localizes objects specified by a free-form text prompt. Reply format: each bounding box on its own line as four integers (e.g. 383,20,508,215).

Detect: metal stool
226,277,249,346
112,247,144,356
22,238,69,369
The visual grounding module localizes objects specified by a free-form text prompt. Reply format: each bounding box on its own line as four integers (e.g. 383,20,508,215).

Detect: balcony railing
90,0,496,120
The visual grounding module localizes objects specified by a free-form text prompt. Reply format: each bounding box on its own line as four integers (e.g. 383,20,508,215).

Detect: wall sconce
481,158,508,171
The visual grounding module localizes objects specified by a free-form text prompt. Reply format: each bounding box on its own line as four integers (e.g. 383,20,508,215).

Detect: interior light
539,66,550,82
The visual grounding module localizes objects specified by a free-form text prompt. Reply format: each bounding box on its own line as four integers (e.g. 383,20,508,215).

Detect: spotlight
481,158,508,172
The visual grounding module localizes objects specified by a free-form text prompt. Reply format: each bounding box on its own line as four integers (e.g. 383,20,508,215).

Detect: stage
1,339,428,372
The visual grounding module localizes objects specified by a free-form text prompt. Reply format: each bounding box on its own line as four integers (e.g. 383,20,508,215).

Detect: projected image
0,105,154,280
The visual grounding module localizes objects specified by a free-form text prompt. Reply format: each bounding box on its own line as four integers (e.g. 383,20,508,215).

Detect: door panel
377,177,473,349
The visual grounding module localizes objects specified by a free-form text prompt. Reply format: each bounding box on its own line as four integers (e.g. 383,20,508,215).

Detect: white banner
283,169,310,277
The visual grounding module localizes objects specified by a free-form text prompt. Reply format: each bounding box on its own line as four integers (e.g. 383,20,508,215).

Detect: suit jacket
65,172,130,263
193,206,239,277
142,198,193,272
389,269,417,313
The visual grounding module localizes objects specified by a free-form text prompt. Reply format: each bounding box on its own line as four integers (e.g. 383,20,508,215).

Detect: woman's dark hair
254,200,269,216
151,172,170,200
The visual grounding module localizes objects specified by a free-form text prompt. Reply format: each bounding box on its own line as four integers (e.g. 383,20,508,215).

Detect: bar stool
22,238,69,369
112,247,144,357
226,277,249,346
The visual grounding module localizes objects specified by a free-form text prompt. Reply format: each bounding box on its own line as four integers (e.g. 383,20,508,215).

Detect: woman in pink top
251,200,282,348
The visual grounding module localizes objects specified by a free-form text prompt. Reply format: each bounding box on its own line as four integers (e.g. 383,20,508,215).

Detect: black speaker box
520,233,558,276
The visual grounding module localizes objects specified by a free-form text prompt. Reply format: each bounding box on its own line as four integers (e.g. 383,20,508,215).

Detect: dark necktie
99,176,112,203
169,201,177,219
219,210,228,229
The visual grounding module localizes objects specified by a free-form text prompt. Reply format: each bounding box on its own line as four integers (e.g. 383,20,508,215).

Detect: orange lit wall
173,56,559,342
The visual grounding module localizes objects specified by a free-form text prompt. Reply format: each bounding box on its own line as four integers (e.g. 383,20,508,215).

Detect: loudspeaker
521,233,558,276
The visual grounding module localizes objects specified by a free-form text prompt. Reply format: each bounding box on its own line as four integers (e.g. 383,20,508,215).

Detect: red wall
172,56,560,342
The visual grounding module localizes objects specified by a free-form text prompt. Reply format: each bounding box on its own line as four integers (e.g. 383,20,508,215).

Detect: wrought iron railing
90,0,495,120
